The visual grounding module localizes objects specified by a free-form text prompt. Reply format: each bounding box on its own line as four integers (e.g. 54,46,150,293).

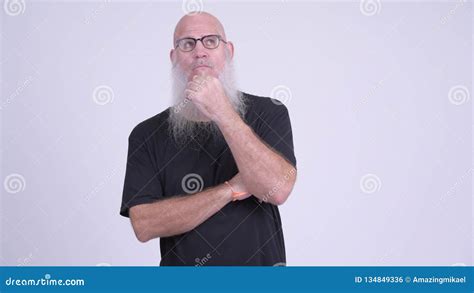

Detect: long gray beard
168,59,246,146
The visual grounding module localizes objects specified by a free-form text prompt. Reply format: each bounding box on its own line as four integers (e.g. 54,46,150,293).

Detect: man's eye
204,38,217,47
182,40,194,49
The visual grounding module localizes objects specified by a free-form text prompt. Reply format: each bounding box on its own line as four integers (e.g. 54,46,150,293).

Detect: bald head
170,12,234,81
173,12,227,45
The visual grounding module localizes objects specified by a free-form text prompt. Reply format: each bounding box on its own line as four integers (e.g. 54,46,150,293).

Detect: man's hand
184,74,235,123
228,173,251,201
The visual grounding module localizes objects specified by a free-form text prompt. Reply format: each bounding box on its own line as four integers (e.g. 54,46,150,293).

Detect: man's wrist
219,181,233,203
215,109,245,134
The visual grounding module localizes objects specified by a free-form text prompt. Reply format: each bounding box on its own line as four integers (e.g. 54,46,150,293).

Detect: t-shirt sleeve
253,100,297,168
120,128,164,218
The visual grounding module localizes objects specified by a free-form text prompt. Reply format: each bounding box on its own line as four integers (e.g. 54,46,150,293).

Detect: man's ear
227,41,235,59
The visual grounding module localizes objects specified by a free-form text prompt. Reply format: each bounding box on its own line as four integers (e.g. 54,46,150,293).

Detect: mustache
192,59,214,69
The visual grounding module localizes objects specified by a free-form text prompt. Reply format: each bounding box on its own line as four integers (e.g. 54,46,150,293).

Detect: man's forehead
173,13,226,42
175,27,221,39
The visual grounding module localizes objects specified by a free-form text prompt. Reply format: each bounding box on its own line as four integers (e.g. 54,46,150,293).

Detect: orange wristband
225,181,247,201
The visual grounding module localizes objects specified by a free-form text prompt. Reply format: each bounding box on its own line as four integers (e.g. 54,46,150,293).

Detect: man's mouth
193,65,212,69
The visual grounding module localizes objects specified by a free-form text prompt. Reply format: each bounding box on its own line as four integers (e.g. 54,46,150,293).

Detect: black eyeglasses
175,35,227,52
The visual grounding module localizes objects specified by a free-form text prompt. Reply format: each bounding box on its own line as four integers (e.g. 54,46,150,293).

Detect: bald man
120,12,297,266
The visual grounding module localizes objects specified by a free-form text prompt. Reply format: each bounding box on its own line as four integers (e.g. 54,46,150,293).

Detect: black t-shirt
120,92,297,266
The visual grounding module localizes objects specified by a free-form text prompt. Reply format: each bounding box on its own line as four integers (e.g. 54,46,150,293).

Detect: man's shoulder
242,92,289,113
128,108,170,141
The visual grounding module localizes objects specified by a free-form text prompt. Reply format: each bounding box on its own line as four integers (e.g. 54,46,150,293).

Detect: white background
1,0,472,266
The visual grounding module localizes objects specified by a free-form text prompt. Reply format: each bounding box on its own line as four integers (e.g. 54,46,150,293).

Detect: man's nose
192,40,209,58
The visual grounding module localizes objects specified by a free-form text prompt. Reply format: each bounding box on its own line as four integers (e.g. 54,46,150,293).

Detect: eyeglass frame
174,34,228,52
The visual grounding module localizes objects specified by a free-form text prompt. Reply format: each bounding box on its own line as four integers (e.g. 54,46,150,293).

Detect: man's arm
128,174,247,242
216,112,297,206
130,183,230,242
185,75,297,206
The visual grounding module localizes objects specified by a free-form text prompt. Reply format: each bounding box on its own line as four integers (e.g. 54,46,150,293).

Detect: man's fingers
192,74,210,85
187,79,208,93
187,81,202,92
192,74,205,82
184,89,196,100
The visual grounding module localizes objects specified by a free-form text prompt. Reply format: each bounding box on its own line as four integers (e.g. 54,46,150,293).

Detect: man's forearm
130,183,232,242
216,112,297,205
